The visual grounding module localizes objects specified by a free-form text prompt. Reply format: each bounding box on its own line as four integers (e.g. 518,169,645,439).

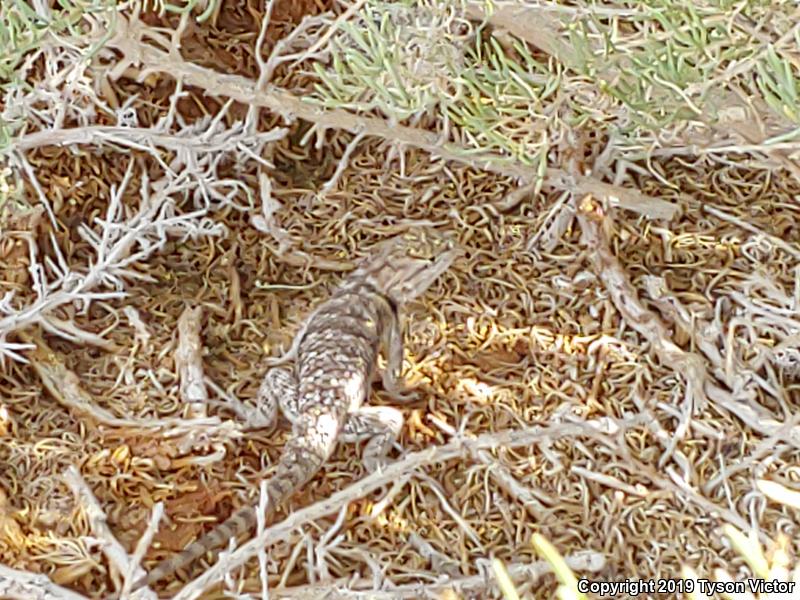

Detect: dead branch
168,417,640,600
0,563,91,600
575,194,800,446
176,306,208,419
96,12,678,222
62,467,150,595
123,504,165,599
249,551,606,598
24,331,243,448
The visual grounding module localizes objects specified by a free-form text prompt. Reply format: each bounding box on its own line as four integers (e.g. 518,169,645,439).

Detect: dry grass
2,1,800,599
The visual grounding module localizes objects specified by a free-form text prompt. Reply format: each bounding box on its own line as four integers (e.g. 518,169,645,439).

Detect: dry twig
576,195,800,445
62,467,150,595
0,564,91,600
98,11,677,222
176,306,209,419
168,418,640,600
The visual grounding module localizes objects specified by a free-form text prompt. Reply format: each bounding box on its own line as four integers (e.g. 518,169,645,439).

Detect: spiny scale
138,229,458,587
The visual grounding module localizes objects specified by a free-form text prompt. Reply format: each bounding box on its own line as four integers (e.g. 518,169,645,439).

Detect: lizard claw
362,454,389,473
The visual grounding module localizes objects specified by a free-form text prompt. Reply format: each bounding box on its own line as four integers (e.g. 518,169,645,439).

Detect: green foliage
311,0,800,168
311,0,469,120
0,0,221,149
756,45,800,124
0,0,221,88
565,0,800,130
445,32,556,170
0,0,118,149
0,0,114,85
309,0,555,191
571,1,749,129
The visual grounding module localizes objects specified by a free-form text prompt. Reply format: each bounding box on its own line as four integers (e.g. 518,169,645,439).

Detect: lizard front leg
340,406,404,472
256,367,301,425
381,314,418,403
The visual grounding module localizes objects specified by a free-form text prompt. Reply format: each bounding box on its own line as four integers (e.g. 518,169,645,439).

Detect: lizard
138,229,459,587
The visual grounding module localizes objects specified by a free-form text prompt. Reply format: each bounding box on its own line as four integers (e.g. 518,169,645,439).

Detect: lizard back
139,229,457,587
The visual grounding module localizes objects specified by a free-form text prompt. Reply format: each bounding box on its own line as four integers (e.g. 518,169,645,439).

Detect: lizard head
353,228,460,304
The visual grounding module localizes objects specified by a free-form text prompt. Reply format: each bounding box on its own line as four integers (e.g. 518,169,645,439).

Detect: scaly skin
138,229,458,587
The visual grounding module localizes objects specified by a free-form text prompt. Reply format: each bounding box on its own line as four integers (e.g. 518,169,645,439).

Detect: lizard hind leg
340,406,404,472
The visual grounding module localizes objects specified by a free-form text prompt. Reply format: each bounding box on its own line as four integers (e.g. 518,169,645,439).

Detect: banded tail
139,505,257,587
138,436,328,587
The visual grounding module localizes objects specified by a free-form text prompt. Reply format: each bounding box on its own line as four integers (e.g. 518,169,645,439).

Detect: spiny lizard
139,229,458,587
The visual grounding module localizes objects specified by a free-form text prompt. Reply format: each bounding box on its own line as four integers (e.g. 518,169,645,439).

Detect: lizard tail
136,430,331,588
265,432,331,500
137,506,257,587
